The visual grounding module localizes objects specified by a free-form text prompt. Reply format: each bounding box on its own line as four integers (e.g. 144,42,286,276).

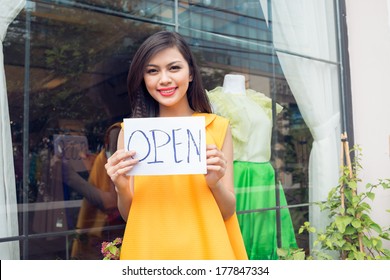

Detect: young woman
105,30,247,260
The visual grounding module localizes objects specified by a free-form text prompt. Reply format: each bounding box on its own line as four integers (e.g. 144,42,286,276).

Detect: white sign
124,116,206,175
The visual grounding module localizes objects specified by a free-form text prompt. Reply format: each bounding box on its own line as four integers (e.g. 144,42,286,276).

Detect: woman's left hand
205,144,227,189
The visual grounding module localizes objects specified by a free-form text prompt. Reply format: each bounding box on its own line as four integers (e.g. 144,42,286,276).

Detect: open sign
124,116,206,175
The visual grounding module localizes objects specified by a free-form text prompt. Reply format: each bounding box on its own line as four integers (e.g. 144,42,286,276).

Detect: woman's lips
159,87,176,97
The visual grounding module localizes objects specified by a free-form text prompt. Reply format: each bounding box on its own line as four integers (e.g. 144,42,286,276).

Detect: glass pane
40,0,175,23
5,2,175,259
271,0,338,62
21,236,67,260
179,0,267,42
288,206,309,254
3,0,341,260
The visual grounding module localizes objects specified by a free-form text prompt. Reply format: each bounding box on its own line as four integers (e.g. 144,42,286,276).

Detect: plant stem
342,132,364,253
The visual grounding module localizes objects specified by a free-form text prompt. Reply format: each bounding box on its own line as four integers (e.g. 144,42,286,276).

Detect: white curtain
259,0,342,243
0,0,26,260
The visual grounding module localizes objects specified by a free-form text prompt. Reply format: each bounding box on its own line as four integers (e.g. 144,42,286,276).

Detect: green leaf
370,222,382,234
366,192,375,201
277,248,287,257
359,202,372,211
344,191,353,203
342,242,353,251
346,207,355,216
334,239,346,248
343,226,356,235
318,234,326,241
375,239,382,249
335,216,353,233
352,196,360,207
328,188,337,199
362,236,370,247
319,202,327,211
325,239,334,250
351,219,362,229
354,251,366,260
348,180,358,190
379,232,390,240
292,251,306,260
109,246,119,255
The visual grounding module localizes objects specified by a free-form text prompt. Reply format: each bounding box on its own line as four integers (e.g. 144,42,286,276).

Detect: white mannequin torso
208,74,275,162
222,74,246,95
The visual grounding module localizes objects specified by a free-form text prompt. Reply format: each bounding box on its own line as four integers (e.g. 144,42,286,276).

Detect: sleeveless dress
207,87,297,260
120,113,248,260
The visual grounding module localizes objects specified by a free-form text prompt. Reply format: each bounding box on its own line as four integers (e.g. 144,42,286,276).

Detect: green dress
207,87,297,260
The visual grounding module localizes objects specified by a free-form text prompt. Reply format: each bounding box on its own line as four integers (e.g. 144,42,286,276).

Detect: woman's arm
105,128,139,221
205,126,236,220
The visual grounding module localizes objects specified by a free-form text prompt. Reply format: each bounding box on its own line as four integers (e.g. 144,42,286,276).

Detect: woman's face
143,46,193,116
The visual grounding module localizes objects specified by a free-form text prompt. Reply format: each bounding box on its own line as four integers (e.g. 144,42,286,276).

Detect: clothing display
207,85,297,260
120,113,248,260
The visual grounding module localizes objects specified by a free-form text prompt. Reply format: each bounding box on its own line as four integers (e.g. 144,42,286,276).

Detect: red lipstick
159,87,176,97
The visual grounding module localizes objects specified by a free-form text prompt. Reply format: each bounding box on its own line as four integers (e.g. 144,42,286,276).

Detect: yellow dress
120,113,248,260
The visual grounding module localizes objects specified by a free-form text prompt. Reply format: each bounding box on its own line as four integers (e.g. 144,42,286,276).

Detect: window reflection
3,0,316,259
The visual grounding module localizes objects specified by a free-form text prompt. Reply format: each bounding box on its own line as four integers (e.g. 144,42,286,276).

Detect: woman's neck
159,105,194,117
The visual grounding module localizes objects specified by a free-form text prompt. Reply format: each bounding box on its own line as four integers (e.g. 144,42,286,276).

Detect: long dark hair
127,30,212,117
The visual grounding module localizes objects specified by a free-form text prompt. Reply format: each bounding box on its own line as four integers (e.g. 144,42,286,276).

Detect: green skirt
234,161,297,260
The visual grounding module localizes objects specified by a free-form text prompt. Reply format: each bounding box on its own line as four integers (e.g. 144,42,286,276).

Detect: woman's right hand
105,149,139,192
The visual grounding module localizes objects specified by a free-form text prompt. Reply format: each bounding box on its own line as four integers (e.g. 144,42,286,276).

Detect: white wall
345,0,390,249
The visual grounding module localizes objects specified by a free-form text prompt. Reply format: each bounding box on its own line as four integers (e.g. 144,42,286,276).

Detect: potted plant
279,134,390,260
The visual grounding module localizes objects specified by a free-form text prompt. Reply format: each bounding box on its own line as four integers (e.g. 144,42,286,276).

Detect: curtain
259,0,342,243
0,0,26,260
259,0,269,25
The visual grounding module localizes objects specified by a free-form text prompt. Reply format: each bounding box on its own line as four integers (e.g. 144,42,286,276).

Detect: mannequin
207,74,297,260
222,74,246,95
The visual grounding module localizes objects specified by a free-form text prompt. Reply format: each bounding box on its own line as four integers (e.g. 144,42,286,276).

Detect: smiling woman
104,31,248,260
143,47,193,115
3,0,346,261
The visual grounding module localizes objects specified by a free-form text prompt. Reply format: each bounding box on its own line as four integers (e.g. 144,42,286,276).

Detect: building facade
344,0,390,250
0,0,388,260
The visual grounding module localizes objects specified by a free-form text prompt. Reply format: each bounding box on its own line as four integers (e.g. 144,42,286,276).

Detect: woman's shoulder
193,112,229,127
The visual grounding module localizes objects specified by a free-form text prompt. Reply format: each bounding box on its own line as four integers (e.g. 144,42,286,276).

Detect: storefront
1,0,347,260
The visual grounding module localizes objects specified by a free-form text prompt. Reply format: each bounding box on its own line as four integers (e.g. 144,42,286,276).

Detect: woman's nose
159,71,172,84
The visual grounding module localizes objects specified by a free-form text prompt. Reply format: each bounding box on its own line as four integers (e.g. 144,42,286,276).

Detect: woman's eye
170,65,181,71
146,68,158,74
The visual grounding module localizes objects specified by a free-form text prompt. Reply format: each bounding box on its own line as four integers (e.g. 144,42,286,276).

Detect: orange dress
120,113,248,260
